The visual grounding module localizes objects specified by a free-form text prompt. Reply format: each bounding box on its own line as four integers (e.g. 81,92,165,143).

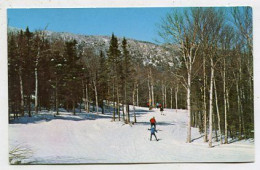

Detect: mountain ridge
8,26,175,67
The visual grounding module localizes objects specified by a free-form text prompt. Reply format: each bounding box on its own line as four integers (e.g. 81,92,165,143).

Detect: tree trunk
164,85,167,108
35,47,40,115
85,84,89,113
208,57,214,148
170,87,173,109
214,115,218,142
73,100,75,115
223,59,228,144
79,101,82,113
162,84,165,108
240,89,245,137
238,57,245,137
150,68,154,108
117,85,120,121
151,80,154,108
127,104,130,123
203,55,207,142
186,68,191,143
133,84,136,123
124,105,127,123
113,78,115,121
35,61,38,114
214,78,222,144
226,89,230,113
236,79,242,138
122,104,125,121
175,85,178,113
93,80,99,114
124,79,127,121
101,101,105,114
148,76,151,107
136,83,139,107
19,67,24,116
55,77,59,115
81,80,84,114
28,95,31,117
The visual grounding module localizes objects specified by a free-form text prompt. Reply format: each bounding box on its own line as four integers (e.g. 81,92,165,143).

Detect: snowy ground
9,106,254,164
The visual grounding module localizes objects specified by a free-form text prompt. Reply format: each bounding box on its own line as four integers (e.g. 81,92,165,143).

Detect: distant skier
150,126,158,141
156,103,159,109
150,116,156,130
160,107,164,115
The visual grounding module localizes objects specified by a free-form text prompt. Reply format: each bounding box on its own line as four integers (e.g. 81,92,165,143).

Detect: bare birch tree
159,8,200,143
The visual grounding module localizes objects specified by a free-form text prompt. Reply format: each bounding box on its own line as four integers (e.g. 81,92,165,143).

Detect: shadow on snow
135,121,176,127
9,112,113,124
9,107,154,125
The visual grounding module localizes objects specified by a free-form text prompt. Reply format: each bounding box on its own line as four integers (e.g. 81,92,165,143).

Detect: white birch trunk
208,58,214,148
214,79,222,144
226,89,230,112
187,68,191,143
151,81,154,108
223,59,228,144
148,76,151,107
175,85,178,113
162,84,165,108
124,79,127,121
150,68,154,108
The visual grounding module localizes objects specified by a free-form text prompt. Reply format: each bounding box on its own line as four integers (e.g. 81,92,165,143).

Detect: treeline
158,7,253,146
8,28,182,124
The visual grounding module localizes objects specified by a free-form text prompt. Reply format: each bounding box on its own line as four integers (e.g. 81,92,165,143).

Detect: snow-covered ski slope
9,107,254,164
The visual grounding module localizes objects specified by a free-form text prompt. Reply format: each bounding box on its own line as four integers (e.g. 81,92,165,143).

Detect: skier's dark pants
151,123,156,130
150,133,158,141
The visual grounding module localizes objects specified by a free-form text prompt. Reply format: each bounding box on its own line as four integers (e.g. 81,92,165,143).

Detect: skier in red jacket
150,117,156,130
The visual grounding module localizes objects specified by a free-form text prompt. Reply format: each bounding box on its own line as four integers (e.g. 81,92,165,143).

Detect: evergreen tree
16,30,26,116
98,50,108,114
8,33,20,120
121,37,133,123
64,40,82,115
22,27,35,117
107,33,121,121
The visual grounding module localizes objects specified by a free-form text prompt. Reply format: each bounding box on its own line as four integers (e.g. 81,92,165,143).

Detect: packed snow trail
9,107,254,164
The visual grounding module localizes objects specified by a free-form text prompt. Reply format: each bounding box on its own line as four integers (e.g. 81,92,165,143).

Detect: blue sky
8,8,175,43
